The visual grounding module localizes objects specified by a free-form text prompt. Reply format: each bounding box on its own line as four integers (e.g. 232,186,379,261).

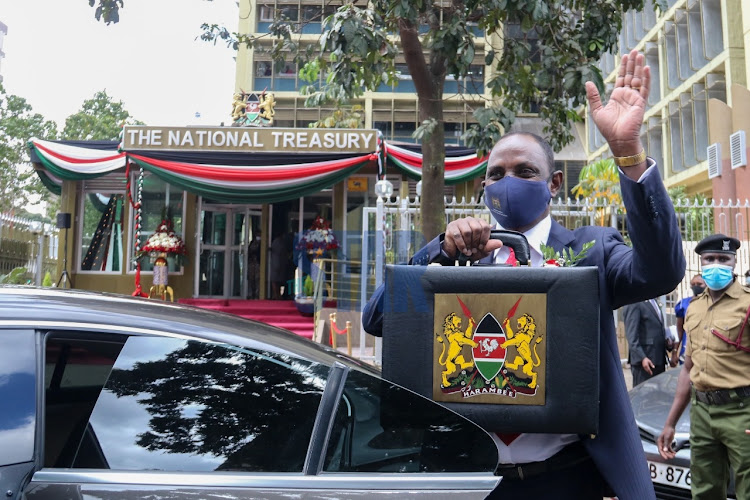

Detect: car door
25,329,499,499
0,329,37,500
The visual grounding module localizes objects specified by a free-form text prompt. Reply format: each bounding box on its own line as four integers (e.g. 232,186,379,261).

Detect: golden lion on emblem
501,313,543,389
436,312,478,387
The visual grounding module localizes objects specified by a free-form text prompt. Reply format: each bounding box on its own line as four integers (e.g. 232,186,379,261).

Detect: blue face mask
701,264,734,291
483,176,551,230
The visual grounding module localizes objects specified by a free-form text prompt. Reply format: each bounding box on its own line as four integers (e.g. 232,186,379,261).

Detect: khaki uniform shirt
684,279,750,391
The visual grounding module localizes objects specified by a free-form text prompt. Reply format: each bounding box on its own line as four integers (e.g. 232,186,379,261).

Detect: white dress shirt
490,214,580,464
491,161,657,464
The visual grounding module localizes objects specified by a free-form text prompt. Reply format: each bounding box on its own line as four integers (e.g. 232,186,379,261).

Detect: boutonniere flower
540,241,595,267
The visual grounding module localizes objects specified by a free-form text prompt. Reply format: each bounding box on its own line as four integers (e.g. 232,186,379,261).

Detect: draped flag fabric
29,137,488,202
30,139,127,180
128,153,376,203
29,138,377,204
385,142,488,185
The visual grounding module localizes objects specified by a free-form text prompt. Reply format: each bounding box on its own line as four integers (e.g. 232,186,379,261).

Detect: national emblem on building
231,90,276,127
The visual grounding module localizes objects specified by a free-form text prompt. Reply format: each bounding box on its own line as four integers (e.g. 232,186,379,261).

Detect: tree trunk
398,17,447,242
419,97,446,242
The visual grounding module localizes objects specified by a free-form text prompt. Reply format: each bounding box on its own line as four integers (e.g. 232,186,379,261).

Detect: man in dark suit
624,299,669,386
362,49,685,500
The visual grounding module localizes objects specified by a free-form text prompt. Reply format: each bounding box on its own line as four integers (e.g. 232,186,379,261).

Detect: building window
130,172,186,273
256,61,272,77
79,192,125,272
258,4,275,22
393,121,417,143
276,61,297,78
278,5,299,22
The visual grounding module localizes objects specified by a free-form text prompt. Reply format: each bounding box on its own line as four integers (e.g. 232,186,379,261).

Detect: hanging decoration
28,139,127,180
127,153,376,204
385,142,488,185
29,138,490,202
125,161,148,297
80,194,124,272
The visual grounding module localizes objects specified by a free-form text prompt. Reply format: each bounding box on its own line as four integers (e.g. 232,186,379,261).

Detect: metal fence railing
357,196,750,362
0,213,59,285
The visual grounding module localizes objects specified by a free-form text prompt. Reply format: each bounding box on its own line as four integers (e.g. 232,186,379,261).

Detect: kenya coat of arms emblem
433,294,546,404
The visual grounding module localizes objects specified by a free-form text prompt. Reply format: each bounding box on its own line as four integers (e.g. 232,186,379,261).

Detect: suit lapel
647,299,663,323
547,220,576,254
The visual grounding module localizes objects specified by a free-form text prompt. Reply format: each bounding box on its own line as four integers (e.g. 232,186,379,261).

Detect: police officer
657,233,750,500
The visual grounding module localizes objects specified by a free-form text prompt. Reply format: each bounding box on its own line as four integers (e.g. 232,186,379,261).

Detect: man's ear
548,170,563,197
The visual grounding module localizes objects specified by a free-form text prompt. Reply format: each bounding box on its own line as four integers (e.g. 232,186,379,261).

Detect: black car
629,368,736,499
0,287,500,500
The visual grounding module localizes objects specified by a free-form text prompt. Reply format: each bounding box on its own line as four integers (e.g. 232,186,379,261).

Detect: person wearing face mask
657,234,750,500
362,49,685,500
671,274,706,367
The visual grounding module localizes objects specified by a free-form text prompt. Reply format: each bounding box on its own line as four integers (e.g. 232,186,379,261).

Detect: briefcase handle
456,229,531,266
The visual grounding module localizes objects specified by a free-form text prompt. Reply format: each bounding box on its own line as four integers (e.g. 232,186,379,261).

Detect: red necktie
496,247,520,445
496,432,521,446
505,247,517,266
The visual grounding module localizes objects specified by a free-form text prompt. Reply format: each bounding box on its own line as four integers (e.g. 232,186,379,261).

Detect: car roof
0,286,378,375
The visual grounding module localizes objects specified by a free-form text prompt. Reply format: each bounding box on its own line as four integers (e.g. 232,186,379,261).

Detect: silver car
0,287,500,500
629,368,736,499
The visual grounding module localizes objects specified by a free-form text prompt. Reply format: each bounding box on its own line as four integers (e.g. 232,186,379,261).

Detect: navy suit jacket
362,167,685,500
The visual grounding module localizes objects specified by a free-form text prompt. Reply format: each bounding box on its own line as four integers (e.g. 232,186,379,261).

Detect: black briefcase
382,231,600,434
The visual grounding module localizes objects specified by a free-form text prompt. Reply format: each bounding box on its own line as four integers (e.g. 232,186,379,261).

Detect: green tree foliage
0,267,30,285
308,105,365,129
88,0,664,240
62,89,143,141
668,185,713,235
0,84,59,214
572,157,622,226
572,158,621,205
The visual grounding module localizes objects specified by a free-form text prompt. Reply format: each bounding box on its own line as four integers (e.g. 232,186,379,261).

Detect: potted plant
294,275,316,316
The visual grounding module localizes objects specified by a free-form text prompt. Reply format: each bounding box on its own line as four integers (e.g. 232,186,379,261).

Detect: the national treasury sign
122,126,379,154
433,293,547,405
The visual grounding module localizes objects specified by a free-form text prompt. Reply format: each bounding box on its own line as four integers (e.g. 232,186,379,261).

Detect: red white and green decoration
28,137,490,202
384,142,488,185
28,139,379,203
297,216,339,257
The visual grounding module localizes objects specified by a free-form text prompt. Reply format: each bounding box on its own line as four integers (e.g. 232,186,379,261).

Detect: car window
323,369,498,473
44,334,125,468
46,334,328,472
0,330,36,466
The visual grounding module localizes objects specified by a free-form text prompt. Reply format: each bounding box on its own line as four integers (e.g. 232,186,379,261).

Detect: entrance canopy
29,126,489,203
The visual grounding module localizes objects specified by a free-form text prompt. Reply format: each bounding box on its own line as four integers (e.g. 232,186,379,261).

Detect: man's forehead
489,135,547,165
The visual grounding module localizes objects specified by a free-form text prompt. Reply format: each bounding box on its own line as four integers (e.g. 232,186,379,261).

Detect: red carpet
178,298,315,339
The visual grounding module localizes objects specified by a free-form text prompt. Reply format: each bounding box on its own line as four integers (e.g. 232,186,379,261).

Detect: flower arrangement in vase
138,218,187,302
296,215,339,258
139,219,187,266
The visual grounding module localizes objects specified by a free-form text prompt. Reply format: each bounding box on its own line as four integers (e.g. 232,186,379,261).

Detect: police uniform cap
694,233,740,255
